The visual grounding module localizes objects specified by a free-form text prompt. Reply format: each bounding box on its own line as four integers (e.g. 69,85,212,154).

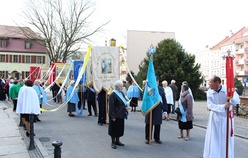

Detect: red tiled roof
0,25,47,53
0,25,41,39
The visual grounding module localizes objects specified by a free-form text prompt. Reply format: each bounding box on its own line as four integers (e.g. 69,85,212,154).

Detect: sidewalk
0,100,47,158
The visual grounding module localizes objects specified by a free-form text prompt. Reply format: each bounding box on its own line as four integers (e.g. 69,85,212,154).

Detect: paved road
1,93,248,158
32,97,248,158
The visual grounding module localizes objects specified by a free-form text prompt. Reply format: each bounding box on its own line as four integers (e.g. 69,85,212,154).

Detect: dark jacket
108,92,126,119
170,83,178,102
145,86,167,125
87,87,96,101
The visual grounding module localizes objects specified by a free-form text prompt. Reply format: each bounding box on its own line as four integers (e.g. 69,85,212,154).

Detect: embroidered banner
91,46,119,93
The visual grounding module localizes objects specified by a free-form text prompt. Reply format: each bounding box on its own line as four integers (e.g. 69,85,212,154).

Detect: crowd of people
0,75,239,157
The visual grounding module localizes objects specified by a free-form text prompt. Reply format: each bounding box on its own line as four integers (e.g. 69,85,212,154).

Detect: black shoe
155,140,162,144
36,118,41,122
98,123,103,126
26,132,30,137
88,114,92,116
83,108,87,110
145,140,149,144
116,141,125,146
68,114,75,117
111,143,117,149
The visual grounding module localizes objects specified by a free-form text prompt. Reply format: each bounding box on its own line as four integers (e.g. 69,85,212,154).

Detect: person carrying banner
108,80,128,149
203,75,240,158
97,89,107,126
86,85,98,116
145,77,167,144
127,81,141,112
65,80,79,117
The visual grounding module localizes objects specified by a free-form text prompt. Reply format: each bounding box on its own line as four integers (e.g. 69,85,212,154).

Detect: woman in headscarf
177,84,194,141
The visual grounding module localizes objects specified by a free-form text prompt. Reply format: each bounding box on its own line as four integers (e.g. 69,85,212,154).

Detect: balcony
236,70,248,76
236,59,245,65
236,48,244,54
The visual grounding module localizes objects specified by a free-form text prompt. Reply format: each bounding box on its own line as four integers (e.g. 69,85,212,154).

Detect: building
194,26,248,87
0,25,48,80
126,30,175,74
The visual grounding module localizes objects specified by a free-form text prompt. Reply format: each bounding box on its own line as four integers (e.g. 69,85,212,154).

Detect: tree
235,77,244,95
22,0,109,62
136,39,204,99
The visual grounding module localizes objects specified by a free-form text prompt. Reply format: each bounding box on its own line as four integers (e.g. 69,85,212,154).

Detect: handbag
175,107,182,116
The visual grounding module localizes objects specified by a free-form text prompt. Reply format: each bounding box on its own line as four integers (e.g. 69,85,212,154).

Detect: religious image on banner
92,46,119,93
101,58,112,74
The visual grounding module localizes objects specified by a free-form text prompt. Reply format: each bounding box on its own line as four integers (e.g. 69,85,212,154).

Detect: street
30,93,248,158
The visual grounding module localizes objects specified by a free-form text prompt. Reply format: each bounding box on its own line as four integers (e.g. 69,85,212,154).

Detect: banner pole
149,111,152,144
105,92,108,126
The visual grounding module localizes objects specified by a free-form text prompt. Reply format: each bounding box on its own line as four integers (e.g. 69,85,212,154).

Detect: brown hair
25,80,33,87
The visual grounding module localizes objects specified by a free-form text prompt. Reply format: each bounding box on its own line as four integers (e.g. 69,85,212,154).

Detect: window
37,56,42,64
25,72,29,78
13,55,18,63
0,39,7,47
25,41,31,49
25,56,31,63
0,55,5,62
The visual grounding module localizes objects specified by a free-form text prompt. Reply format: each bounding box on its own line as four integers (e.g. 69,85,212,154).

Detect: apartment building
195,26,248,87
0,25,48,80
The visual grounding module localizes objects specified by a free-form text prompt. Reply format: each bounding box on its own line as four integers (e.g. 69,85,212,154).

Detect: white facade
126,30,175,74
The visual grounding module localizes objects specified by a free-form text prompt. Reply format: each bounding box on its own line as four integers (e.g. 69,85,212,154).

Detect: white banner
92,46,119,93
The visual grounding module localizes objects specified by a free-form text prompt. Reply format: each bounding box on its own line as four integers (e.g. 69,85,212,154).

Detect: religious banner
74,60,86,84
141,59,160,116
91,46,119,93
29,66,40,82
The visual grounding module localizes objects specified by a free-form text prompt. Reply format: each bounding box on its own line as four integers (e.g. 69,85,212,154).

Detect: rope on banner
25,66,40,80
44,63,66,92
40,64,54,80
45,64,56,88
41,45,92,112
46,61,72,102
118,46,143,92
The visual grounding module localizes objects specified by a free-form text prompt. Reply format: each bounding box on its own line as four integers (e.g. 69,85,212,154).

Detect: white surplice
203,85,240,158
16,86,41,115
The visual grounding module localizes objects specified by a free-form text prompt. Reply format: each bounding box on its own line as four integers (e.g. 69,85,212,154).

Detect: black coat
108,92,126,120
145,86,167,125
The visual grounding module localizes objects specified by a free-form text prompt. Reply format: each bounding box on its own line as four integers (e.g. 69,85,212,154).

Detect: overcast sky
1,0,248,52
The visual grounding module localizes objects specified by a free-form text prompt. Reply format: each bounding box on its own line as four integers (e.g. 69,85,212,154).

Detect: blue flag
74,60,86,84
141,59,160,116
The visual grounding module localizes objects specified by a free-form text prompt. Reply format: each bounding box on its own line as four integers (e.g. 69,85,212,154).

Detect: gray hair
114,80,123,90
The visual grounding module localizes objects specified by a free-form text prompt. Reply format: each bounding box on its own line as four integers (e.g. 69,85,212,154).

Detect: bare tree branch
22,0,110,62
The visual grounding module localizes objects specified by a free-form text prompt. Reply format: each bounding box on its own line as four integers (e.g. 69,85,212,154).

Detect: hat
70,80,75,85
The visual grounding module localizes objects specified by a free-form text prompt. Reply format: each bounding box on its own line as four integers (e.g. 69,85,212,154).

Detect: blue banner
141,59,160,116
74,60,86,84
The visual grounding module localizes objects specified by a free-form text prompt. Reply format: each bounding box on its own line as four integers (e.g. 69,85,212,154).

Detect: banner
141,59,160,116
29,66,40,82
86,56,93,86
91,46,119,93
74,60,86,84
226,56,234,99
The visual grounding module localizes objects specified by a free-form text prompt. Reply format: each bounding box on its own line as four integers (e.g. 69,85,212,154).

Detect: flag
141,59,160,116
74,60,86,84
91,46,119,93
226,56,235,99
